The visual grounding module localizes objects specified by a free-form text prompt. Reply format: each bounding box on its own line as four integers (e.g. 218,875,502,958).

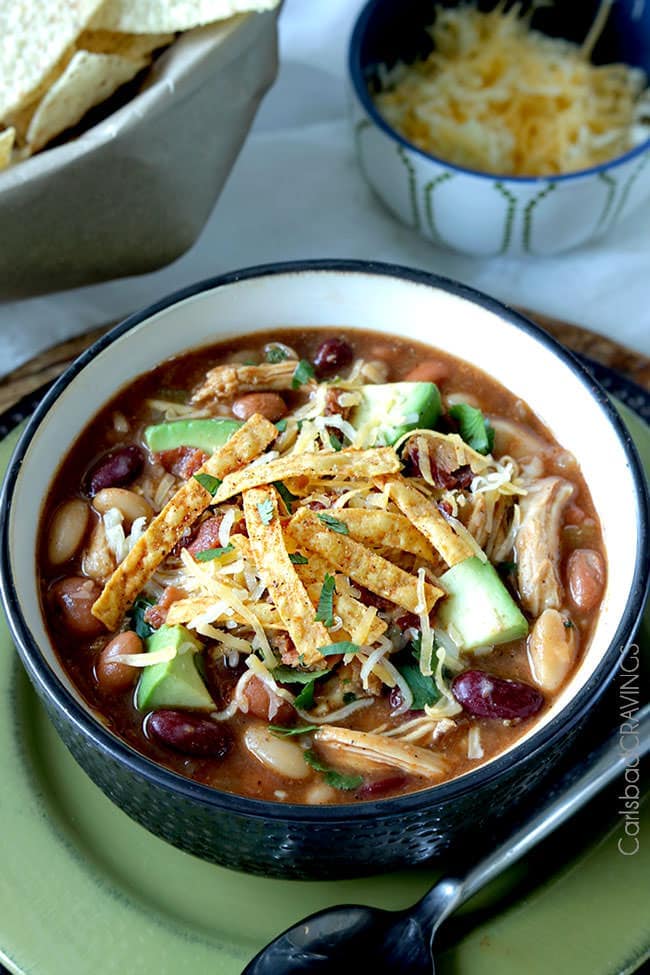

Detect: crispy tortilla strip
329,509,436,561
294,551,387,644
381,475,474,567
243,486,327,666
0,128,15,170
92,0,280,33
78,28,174,58
193,360,304,405
215,447,400,504
407,430,490,476
315,726,446,778
91,415,276,629
166,596,285,630
288,509,442,614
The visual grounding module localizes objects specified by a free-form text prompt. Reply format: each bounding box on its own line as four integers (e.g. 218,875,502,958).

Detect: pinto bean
403,359,450,384
232,392,287,422
528,608,578,692
96,631,142,694
244,724,310,779
244,676,294,724
566,549,605,612
50,577,104,637
148,710,231,758
452,669,544,720
47,499,90,565
92,488,153,525
86,444,144,496
313,338,354,378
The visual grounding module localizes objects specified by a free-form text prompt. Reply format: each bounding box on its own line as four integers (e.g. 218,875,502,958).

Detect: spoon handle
455,701,650,908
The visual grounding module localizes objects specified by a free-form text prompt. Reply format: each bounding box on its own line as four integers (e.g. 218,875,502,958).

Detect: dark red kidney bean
86,444,144,496
452,670,544,720
50,576,105,637
313,338,354,378
147,710,231,758
357,774,408,799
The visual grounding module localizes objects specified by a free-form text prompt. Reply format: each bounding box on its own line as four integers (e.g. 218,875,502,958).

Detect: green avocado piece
135,624,215,711
437,557,528,651
144,418,243,454
351,382,441,446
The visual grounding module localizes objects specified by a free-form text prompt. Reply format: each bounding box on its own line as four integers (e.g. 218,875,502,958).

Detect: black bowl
1,260,648,878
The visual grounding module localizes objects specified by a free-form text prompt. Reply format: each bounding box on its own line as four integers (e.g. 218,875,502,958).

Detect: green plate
1,408,648,975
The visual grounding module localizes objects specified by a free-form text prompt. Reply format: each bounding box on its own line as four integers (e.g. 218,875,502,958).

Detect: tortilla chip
0,128,15,170
92,0,280,34
243,486,327,666
79,28,174,59
215,447,400,504
288,509,442,615
192,360,304,405
92,414,276,629
293,552,387,645
328,509,437,562
381,475,474,567
0,0,104,118
26,48,149,152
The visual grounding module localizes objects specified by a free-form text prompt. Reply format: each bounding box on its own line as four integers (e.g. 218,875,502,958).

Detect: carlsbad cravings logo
617,643,642,856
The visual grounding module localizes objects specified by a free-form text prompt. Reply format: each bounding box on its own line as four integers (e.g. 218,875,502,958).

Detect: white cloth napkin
2,0,649,378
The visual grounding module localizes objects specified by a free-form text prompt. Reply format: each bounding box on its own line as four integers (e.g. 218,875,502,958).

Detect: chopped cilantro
128,595,154,639
195,544,234,562
289,552,309,565
499,561,517,575
274,480,298,513
329,432,343,451
318,641,361,656
317,512,349,534
272,666,330,684
292,359,316,389
194,473,222,495
564,618,575,629
448,403,495,455
257,498,275,525
265,345,289,363
314,574,336,627
275,419,288,433
293,681,317,709
303,749,363,791
269,723,319,737
396,660,441,710
342,691,357,705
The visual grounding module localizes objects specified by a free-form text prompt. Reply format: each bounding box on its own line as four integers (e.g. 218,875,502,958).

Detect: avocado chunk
144,418,243,455
351,382,441,446
135,624,215,711
437,557,528,651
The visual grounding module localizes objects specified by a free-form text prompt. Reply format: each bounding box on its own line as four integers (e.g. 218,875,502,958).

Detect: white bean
48,499,90,565
92,488,152,525
244,725,309,780
528,608,578,692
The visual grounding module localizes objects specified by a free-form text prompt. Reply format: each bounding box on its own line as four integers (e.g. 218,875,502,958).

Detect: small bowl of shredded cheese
349,0,650,255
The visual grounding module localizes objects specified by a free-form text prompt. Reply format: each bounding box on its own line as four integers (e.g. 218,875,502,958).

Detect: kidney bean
403,359,450,384
96,631,142,694
452,669,544,720
566,549,605,612
47,499,90,565
313,338,354,378
148,710,231,759
231,392,286,422
50,576,105,637
357,774,408,799
245,676,294,724
86,444,144,496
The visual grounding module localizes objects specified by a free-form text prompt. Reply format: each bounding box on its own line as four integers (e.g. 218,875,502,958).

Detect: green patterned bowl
349,0,650,256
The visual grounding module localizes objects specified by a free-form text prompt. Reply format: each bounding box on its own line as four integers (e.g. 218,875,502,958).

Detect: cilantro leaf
272,666,330,684
448,404,494,455
274,480,298,513
269,723,319,736
289,552,309,565
293,681,317,708
303,749,363,791
329,432,343,451
292,359,316,389
395,660,441,710
257,498,275,525
128,595,154,639
314,573,336,627
195,544,234,562
318,641,361,656
194,473,222,495
317,512,349,534
343,691,357,705
265,345,289,363
275,419,288,433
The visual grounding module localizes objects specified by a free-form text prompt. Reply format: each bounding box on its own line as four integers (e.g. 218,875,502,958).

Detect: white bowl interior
6,268,642,767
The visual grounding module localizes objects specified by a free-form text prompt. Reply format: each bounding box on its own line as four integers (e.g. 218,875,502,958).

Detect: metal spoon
243,703,649,974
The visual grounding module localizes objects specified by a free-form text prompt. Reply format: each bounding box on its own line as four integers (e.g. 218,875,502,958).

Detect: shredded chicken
515,476,575,617
192,361,307,405
314,726,447,778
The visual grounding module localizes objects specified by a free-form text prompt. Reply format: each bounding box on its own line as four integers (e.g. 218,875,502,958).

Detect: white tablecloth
2,0,650,377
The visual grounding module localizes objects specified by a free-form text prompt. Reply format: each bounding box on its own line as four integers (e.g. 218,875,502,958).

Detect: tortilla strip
214,447,400,504
380,475,474,567
91,414,276,629
315,726,446,778
192,360,307,405
0,128,15,170
328,509,437,561
288,509,442,614
243,486,327,666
